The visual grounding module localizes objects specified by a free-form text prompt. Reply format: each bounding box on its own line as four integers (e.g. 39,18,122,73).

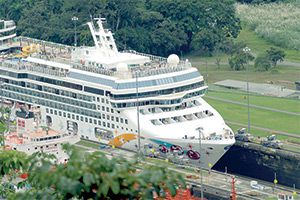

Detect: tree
254,54,271,71
0,144,186,200
266,47,286,68
148,0,241,54
228,51,254,71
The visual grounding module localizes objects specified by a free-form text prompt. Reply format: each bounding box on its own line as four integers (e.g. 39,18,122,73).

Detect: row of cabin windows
97,105,114,113
5,84,95,109
95,97,109,104
1,76,112,104
46,108,128,125
4,86,108,118
5,83,115,115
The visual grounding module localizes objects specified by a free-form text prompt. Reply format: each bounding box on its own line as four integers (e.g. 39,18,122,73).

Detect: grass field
76,140,100,149
185,24,300,63
206,87,300,114
234,25,300,63
194,63,300,90
204,97,300,134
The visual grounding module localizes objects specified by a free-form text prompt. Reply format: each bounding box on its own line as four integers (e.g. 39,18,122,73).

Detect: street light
1,82,5,150
196,126,204,200
136,71,141,155
72,16,78,47
243,47,251,134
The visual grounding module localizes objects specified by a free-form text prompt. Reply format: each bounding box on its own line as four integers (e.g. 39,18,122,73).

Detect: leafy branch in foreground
2,143,185,200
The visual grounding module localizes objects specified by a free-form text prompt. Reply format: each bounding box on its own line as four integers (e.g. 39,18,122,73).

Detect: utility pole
196,126,204,200
72,16,78,47
136,70,141,155
243,47,251,134
1,82,5,150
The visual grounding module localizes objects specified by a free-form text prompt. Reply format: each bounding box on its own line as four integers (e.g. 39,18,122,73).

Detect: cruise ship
0,19,16,45
0,18,235,169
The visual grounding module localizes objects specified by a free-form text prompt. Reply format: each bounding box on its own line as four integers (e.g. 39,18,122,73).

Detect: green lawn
234,25,300,63
185,25,300,63
205,88,300,114
194,64,300,89
205,98,300,135
76,140,100,149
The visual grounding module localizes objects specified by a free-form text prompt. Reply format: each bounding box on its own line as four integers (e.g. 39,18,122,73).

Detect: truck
261,135,284,149
235,128,254,142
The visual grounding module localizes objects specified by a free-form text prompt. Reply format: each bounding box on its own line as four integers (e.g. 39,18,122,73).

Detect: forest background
1,0,295,58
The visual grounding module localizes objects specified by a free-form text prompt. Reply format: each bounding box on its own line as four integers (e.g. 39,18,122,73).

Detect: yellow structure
15,44,41,58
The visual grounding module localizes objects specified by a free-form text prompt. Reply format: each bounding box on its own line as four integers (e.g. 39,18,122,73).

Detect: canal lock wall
213,141,300,189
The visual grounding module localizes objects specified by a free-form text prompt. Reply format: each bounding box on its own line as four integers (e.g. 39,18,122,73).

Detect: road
203,96,300,139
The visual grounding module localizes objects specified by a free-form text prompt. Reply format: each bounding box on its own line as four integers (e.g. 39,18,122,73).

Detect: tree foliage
0,144,185,200
0,0,241,57
254,54,271,71
236,0,290,4
266,47,286,68
228,51,254,71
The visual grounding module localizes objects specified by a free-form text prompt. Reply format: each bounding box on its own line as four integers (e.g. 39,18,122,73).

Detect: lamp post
1,82,5,150
136,71,141,155
72,16,78,47
196,126,204,200
243,47,251,134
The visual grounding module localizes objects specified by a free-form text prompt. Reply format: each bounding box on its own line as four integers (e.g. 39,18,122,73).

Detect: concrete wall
213,141,300,189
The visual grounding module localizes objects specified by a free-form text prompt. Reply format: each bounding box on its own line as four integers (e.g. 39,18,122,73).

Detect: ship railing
71,63,115,76
121,50,167,62
182,135,226,141
6,133,77,146
14,36,72,51
0,60,67,77
131,63,191,78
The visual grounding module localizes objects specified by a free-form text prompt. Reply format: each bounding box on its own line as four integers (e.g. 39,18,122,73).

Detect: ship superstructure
0,19,16,45
0,18,235,168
